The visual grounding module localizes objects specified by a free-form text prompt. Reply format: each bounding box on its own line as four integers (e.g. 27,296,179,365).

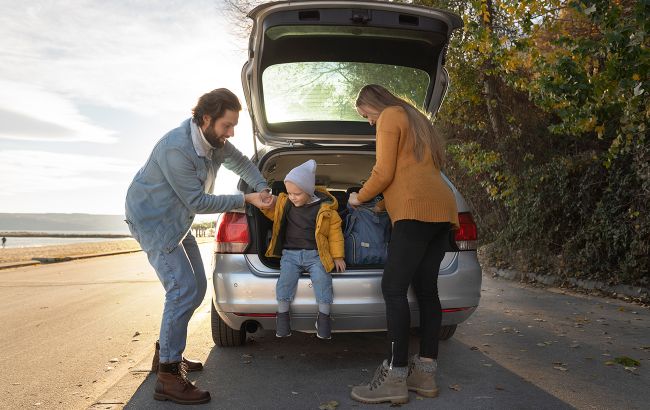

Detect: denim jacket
125,118,268,253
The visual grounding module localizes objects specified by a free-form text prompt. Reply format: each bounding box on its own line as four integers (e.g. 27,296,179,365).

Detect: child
262,159,346,339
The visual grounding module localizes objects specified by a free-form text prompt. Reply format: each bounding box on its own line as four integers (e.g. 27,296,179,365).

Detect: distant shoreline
0,232,131,238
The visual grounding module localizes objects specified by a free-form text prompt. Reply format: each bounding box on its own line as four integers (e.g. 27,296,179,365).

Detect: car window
262,62,429,123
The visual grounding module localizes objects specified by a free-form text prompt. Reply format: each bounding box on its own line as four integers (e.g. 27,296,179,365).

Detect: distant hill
0,213,130,234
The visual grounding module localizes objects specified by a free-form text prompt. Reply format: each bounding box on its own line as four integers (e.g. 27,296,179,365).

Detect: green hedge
422,0,650,286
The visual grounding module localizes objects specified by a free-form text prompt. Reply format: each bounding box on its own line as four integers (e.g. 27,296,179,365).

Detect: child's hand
259,189,276,208
334,258,346,273
264,195,277,211
267,197,277,212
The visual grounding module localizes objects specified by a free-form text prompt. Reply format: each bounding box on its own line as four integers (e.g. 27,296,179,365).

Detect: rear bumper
212,251,482,332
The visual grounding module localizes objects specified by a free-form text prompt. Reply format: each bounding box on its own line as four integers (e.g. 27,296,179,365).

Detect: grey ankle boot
407,354,439,398
276,311,291,337
350,360,409,404
316,312,331,339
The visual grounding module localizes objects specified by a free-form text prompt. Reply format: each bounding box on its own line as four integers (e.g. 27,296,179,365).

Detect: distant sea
0,213,132,248
1,235,130,249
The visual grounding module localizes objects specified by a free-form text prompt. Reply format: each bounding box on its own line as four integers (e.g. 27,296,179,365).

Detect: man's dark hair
192,88,242,127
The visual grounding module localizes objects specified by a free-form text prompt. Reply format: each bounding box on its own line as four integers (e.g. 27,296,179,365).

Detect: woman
348,84,459,404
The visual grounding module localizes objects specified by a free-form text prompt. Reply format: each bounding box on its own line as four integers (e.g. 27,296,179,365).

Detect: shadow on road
124,330,573,409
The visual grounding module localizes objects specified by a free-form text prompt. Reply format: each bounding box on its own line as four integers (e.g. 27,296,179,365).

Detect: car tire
439,324,457,341
211,302,246,347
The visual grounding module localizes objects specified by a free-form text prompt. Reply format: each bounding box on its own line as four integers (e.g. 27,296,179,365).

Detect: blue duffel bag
343,199,391,265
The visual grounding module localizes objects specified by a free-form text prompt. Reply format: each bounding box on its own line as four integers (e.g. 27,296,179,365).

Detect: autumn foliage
429,0,649,285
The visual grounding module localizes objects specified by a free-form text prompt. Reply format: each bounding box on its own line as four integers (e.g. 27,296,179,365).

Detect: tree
192,221,216,237
222,0,650,285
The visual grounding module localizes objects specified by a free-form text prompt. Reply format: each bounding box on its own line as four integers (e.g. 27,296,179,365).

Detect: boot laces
369,364,388,390
175,362,192,387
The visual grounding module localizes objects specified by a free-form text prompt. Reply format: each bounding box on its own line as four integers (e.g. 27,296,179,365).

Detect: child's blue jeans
277,249,333,304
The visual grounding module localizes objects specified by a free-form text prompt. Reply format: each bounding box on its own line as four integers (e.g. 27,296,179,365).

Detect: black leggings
382,219,450,367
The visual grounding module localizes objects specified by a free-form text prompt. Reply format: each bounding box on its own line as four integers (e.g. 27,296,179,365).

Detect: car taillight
215,212,249,253
454,212,477,251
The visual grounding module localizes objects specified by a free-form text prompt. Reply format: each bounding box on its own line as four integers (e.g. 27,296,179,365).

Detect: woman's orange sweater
357,106,459,229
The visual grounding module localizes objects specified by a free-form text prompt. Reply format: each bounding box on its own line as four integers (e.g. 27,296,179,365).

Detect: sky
0,0,256,219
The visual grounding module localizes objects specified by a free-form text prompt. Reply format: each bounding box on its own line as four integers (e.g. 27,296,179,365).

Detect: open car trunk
248,148,458,270
243,0,463,146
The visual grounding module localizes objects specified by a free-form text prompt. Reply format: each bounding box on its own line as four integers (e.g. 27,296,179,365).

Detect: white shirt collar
190,119,215,158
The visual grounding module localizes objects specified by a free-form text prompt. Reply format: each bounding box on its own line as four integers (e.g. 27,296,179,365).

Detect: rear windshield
262,62,429,124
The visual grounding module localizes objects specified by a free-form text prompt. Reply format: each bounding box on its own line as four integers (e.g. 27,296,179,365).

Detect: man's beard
204,121,226,148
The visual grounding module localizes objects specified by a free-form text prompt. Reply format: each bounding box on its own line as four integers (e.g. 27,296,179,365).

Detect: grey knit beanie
285,159,317,198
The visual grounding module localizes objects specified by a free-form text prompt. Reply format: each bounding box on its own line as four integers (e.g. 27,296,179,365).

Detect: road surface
0,246,647,409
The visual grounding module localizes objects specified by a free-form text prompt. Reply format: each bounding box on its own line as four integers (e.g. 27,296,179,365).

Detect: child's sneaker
315,312,331,339
276,311,291,337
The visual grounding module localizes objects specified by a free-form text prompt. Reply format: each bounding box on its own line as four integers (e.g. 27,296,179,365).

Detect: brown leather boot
154,362,210,405
152,341,204,373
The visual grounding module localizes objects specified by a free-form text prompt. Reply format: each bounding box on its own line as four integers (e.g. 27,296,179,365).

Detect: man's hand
259,188,276,209
245,192,275,210
347,192,361,208
334,258,346,273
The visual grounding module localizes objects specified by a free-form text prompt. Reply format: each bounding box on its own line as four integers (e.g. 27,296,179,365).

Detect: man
125,88,273,405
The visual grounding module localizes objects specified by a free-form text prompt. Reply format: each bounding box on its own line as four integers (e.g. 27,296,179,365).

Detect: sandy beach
0,236,214,264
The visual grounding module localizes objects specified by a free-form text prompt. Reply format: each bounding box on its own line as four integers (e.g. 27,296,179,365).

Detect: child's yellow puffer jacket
262,187,344,272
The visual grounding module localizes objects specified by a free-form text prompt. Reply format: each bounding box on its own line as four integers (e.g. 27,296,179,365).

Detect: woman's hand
372,199,386,213
334,258,346,273
347,192,361,208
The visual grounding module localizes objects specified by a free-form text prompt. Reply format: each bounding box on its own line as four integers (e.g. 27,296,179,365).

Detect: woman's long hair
356,84,445,167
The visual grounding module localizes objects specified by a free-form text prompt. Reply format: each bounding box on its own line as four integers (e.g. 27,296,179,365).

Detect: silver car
211,0,481,347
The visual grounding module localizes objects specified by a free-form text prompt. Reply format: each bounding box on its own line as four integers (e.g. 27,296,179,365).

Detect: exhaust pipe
244,321,259,333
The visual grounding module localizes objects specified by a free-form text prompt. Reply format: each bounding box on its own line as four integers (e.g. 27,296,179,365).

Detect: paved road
118,279,649,410
1,246,648,409
0,245,213,410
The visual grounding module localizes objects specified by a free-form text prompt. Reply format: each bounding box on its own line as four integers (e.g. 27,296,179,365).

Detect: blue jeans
277,249,332,304
145,233,206,363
